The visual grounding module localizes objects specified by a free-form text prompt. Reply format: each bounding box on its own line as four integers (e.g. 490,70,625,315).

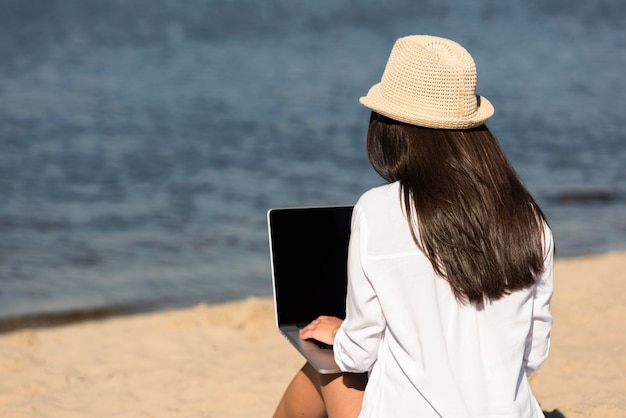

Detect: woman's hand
299,315,343,346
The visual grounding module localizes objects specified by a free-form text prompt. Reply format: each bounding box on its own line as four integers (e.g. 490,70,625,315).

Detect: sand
1,252,625,417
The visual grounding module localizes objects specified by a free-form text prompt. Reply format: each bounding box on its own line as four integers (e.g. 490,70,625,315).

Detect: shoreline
2,248,624,334
1,250,625,417
0,305,146,335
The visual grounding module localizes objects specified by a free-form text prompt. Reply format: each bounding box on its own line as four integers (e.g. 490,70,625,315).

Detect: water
0,0,625,322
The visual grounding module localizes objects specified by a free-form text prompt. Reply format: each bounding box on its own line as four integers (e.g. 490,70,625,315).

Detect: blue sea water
0,0,625,321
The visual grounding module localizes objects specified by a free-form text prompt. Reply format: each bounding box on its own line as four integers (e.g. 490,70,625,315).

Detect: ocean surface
1,0,625,323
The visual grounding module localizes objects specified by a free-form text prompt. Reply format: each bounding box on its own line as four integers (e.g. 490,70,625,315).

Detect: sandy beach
1,252,625,418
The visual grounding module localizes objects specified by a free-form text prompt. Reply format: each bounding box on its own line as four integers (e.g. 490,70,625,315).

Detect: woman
273,34,554,418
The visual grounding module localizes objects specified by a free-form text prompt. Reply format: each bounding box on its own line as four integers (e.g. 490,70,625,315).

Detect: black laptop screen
268,206,353,326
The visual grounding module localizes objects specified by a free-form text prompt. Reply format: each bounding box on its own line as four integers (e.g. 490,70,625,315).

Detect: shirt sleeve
333,204,386,373
523,226,555,375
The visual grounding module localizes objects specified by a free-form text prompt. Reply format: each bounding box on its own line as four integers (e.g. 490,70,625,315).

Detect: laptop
267,205,353,374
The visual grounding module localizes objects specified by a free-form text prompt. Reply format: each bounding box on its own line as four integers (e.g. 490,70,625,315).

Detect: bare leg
273,363,326,418
319,369,367,418
273,362,366,418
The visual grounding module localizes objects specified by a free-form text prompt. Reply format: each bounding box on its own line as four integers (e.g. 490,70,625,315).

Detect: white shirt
333,182,554,418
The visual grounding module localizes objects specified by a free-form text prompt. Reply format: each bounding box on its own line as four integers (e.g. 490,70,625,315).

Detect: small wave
0,304,151,334
545,189,623,204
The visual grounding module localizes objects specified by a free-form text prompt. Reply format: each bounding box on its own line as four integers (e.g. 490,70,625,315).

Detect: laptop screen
268,206,353,327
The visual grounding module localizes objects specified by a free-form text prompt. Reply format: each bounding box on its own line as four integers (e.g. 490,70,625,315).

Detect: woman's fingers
299,315,343,345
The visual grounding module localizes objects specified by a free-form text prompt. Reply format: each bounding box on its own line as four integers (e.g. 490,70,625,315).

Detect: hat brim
359,83,494,130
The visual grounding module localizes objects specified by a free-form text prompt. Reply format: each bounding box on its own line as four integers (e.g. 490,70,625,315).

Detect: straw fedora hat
359,35,494,129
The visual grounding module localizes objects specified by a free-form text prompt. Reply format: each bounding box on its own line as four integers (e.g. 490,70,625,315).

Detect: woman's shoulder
354,181,405,225
356,181,401,208
353,181,417,252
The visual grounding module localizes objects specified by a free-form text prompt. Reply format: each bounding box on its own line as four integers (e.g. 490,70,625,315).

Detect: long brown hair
366,111,550,304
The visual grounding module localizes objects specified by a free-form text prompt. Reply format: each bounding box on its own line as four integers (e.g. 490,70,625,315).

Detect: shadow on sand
544,410,566,418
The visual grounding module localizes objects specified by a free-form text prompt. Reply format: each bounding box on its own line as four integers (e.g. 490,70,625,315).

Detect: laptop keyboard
309,339,333,350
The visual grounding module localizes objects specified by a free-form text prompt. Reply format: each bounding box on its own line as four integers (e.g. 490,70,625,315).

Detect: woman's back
334,181,554,417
